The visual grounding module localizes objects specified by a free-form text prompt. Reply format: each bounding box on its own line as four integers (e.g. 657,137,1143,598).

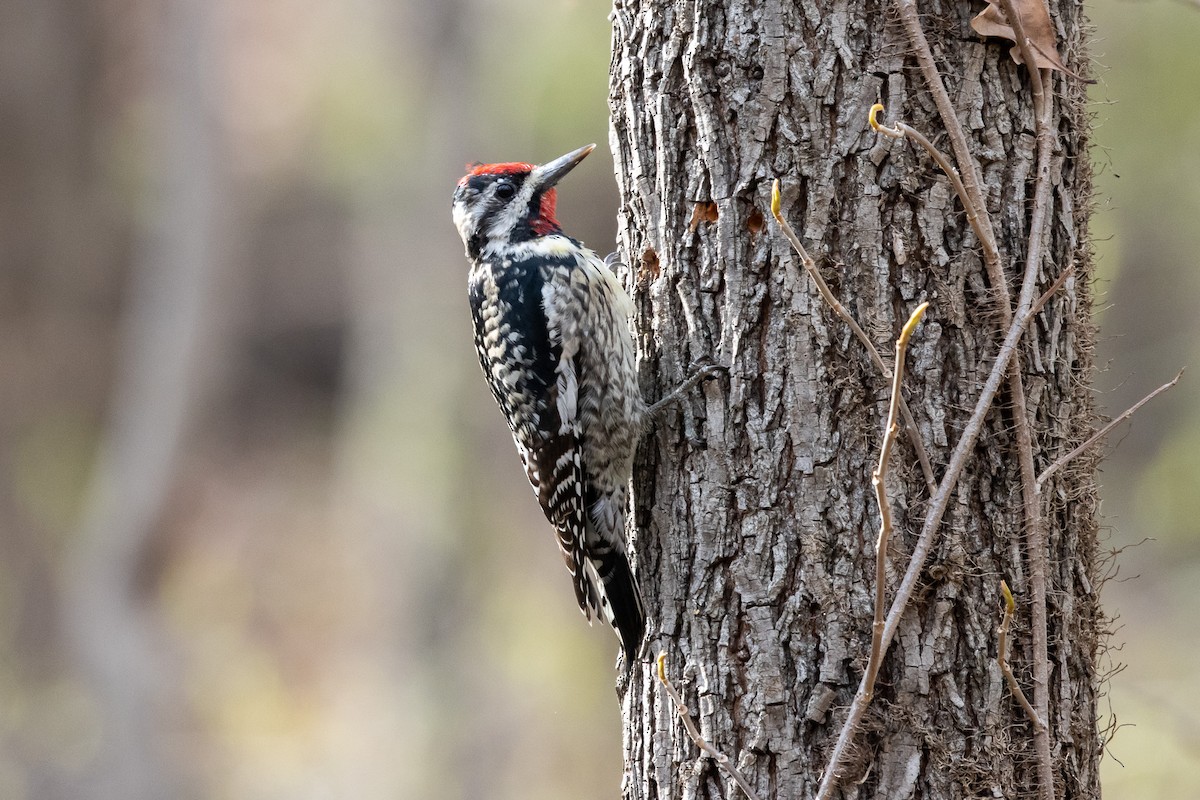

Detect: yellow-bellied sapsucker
451,144,646,662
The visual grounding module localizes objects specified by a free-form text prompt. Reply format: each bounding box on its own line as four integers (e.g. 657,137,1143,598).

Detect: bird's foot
646,359,728,419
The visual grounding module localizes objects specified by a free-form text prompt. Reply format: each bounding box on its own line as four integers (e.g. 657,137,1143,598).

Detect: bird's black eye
495,180,516,200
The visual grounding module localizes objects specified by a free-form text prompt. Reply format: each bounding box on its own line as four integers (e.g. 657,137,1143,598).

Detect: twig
986,2,1057,789
1013,397,1048,798
1029,264,1074,320
871,101,1052,624
656,654,762,800
869,106,991,264
646,363,729,418
998,581,1046,731
884,16,1047,682
770,181,937,496
816,305,927,796
852,6,1095,800
1036,370,1183,492
996,0,1048,113
868,107,1053,700
892,1,1057,793
893,0,1002,279
866,304,929,699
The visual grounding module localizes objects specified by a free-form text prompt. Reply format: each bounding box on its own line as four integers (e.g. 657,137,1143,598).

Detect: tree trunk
611,1,1101,798
66,1,228,797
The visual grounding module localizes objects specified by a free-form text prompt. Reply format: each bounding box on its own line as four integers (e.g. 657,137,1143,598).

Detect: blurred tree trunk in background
0,0,194,797
67,1,228,797
611,1,1102,797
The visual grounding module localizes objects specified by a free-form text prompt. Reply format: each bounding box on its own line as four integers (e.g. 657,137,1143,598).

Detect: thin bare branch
1037,370,1183,491
1012,372,1047,796
998,581,1046,731
869,110,1046,710
823,25,1059,789
893,0,1002,278
1030,265,1074,319
869,105,992,264
656,654,762,800
867,304,928,696
995,12,1057,787
771,179,892,369
646,363,729,418
842,8,1073,799
996,0,1048,111
770,181,937,496
892,2,1056,793
816,303,927,799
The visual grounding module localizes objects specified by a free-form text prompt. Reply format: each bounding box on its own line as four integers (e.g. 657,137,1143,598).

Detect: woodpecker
452,144,646,662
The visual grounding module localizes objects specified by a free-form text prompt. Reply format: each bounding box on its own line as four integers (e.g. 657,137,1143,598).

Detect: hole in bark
689,201,719,232
746,208,765,234
640,247,660,281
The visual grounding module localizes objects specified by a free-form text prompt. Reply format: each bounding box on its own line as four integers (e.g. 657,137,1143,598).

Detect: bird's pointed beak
532,144,596,189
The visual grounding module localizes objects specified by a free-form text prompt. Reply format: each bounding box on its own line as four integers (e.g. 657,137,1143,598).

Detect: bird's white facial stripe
452,198,479,246
485,178,539,243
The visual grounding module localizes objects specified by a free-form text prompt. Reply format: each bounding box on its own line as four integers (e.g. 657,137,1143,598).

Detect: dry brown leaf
971,0,1068,73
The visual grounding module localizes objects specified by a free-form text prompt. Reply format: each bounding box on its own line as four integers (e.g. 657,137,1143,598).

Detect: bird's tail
588,550,646,663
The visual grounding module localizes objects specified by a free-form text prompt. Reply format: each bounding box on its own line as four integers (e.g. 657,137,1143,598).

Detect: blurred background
0,0,1194,798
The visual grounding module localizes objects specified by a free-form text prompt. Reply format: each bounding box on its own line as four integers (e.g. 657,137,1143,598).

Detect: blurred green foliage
1090,1,1200,797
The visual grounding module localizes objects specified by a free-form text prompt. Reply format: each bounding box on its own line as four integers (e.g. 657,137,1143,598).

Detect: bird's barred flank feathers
527,429,594,613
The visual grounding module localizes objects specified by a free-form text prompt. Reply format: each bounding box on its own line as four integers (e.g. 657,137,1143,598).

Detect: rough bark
610,1,1101,798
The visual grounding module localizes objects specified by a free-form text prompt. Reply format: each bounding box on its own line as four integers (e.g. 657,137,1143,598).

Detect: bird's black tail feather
594,550,646,663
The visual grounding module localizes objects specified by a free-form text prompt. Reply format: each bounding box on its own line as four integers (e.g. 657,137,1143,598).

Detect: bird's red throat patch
530,189,559,236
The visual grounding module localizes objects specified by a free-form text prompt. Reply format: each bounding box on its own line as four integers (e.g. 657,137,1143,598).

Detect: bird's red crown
458,162,534,188
464,162,534,179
